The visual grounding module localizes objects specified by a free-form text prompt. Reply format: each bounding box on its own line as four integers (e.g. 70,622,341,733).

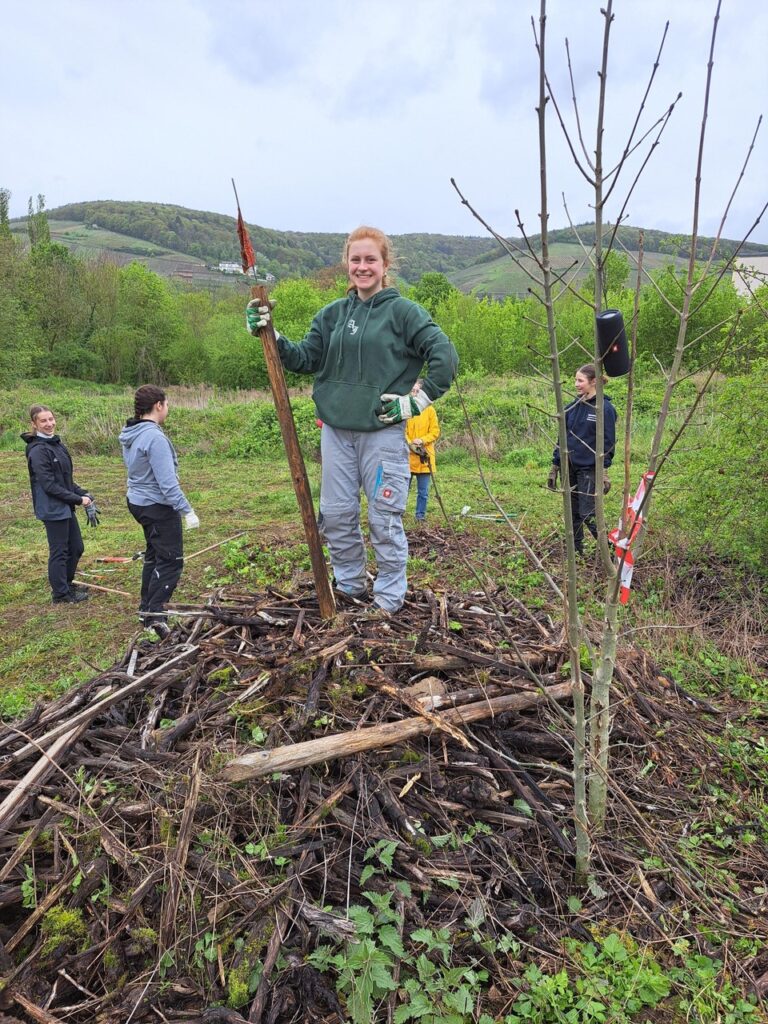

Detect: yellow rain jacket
406,406,440,475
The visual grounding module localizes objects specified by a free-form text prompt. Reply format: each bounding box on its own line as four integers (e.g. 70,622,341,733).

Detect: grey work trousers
319,423,410,612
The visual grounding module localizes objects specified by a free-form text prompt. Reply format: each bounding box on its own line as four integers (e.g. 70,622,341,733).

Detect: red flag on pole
236,207,256,275
232,179,256,275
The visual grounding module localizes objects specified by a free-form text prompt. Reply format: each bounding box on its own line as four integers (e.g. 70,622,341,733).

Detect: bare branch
684,0,722,297
450,177,546,288
565,37,594,170
623,232,643,513
532,15,595,186
603,94,682,186
614,234,685,316
695,115,763,283
604,101,678,243
601,18,672,192
688,199,768,318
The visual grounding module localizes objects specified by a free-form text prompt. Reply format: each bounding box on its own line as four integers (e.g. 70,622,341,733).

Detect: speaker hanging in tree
596,309,631,377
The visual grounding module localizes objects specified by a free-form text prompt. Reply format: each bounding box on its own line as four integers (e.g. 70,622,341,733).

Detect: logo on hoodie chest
347,318,359,335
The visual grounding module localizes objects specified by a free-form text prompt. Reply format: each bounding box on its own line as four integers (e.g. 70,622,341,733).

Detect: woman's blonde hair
343,226,395,289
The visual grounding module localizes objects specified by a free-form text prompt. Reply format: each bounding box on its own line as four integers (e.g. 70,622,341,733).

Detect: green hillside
10,199,764,296
39,201,498,283
448,242,690,298
9,219,238,288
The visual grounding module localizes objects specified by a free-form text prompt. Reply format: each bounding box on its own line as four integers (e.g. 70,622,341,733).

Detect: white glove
245,298,275,335
185,510,200,530
377,387,432,425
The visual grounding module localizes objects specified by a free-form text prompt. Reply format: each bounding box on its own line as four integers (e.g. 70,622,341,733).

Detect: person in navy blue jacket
548,364,617,555
22,405,95,604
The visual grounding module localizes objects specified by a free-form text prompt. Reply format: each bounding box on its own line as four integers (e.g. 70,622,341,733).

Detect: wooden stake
252,284,336,620
72,579,132,597
221,681,573,781
185,530,247,561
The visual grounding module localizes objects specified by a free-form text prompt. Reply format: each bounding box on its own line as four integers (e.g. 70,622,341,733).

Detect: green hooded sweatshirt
276,287,459,432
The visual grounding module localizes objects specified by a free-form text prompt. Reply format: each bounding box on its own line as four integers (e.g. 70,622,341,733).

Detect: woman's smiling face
347,238,387,300
33,409,57,435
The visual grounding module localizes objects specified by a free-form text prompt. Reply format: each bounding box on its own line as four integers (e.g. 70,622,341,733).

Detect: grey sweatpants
320,423,410,612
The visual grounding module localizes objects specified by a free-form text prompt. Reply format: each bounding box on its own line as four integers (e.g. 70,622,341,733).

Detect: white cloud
2,0,766,243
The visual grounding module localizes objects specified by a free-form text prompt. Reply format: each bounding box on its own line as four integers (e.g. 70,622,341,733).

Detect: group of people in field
23,225,615,631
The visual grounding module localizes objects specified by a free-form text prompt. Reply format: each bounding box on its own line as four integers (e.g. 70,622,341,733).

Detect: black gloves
547,465,559,490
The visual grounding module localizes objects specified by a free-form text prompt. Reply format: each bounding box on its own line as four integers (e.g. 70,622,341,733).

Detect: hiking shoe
53,590,88,604
69,584,90,598
139,612,171,638
334,587,370,608
365,602,400,620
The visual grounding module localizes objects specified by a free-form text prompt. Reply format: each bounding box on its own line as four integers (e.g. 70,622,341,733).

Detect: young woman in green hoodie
247,226,458,613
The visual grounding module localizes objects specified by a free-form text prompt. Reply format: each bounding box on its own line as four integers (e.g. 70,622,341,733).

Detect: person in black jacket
548,364,617,555
22,405,95,604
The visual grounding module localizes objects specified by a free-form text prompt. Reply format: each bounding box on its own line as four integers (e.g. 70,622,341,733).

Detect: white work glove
185,510,200,530
378,387,432,425
245,298,277,336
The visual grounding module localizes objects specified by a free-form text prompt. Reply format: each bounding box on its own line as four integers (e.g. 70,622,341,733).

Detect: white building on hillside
218,261,244,274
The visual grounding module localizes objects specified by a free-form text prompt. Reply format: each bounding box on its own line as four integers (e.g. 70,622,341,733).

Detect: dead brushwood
0,578,766,1021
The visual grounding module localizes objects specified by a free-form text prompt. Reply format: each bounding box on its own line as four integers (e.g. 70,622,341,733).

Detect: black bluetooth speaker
596,309,631,377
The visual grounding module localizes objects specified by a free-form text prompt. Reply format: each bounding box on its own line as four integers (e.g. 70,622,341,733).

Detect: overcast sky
3,0,766,244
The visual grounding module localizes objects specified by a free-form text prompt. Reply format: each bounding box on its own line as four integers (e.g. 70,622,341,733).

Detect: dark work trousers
127,501,184,616
44,515,84,599
568,465,598,553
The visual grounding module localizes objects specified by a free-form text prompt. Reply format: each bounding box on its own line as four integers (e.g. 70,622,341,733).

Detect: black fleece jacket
22,432,88,521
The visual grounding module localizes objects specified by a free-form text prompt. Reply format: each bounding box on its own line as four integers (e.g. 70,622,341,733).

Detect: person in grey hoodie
119,385,199,634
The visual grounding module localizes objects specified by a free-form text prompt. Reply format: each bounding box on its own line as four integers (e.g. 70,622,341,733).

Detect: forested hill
45,201,498,282
35,199,767,287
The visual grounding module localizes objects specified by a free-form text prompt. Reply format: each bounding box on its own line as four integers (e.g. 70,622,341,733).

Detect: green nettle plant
452,0,766,878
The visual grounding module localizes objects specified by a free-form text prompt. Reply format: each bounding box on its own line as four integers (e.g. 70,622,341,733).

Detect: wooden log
220,682,573,781
252,283,335,620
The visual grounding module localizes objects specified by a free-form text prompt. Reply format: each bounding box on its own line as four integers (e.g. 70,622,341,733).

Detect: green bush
665,361,768,569
228,397,321,458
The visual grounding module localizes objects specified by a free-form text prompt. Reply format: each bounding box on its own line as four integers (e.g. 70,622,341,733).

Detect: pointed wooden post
251,284,336,618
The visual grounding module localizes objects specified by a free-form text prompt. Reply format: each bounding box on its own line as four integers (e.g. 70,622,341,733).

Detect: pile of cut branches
1,583,766,1023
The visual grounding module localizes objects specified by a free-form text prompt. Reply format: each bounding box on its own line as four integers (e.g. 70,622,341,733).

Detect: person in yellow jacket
406,381,440,521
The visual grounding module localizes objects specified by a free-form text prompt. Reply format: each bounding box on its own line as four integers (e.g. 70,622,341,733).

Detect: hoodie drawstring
337,292,378,380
